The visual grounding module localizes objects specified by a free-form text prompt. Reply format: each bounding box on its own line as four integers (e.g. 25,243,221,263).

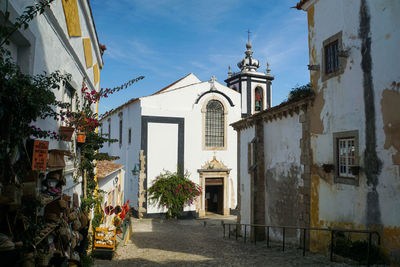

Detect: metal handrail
222,222,381,267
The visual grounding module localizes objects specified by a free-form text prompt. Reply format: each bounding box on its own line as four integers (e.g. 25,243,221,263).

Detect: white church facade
100,43,273,218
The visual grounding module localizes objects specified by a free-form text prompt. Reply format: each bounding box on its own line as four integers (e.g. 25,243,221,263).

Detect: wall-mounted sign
32,140,49,171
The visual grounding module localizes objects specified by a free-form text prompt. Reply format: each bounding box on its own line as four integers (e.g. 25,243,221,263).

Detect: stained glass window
205,100,224,147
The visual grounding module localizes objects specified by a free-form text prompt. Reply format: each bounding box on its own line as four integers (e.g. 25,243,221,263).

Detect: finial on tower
228,65,232,77
267,62,271,74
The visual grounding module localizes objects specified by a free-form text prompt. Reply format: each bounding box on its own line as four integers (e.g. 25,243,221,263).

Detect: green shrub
147,170,202,218
332,231,387,264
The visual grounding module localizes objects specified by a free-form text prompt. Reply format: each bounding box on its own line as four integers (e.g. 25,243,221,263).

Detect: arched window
205,100,224,148
255,87,263,111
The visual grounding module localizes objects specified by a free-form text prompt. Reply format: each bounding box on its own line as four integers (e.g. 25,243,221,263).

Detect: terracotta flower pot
59,126,74,141
76,132,86,143
322,164,334,173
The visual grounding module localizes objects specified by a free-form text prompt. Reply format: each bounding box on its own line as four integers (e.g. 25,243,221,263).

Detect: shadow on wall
265,164,302,243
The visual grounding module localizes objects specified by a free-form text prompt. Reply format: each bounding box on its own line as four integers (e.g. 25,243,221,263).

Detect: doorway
205,178,223,214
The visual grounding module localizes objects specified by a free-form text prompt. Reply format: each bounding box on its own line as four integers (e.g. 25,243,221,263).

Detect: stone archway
198,157,231,217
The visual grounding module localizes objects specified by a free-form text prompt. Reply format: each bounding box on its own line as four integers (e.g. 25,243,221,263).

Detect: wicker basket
38,251,53,267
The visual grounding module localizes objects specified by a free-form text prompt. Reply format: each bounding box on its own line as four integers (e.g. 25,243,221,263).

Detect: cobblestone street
94,216,347,266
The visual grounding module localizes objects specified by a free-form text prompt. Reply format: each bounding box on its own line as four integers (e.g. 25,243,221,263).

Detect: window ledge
334,176,359,186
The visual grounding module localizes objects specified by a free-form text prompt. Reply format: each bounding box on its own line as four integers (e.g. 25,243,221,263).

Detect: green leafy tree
147,170,202,218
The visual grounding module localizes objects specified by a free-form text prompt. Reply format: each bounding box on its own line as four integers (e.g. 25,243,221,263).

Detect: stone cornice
231,96,314,131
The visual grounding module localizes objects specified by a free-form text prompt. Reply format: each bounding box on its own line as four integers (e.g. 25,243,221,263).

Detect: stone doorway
205,178,224,214
198,157,230,217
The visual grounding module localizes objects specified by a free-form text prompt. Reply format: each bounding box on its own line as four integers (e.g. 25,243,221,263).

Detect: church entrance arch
198,157,230,217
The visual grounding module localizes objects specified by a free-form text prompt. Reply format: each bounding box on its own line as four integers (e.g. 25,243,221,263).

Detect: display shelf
94,227,116,251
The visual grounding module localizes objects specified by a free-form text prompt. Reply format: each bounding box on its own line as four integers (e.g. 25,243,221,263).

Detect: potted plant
59,125,74,141
322,164,334,173
76,130,86,143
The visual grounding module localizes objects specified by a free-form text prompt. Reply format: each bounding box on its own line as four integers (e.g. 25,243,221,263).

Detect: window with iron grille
337,137,355,177
205,100,224,147
325,40,339,74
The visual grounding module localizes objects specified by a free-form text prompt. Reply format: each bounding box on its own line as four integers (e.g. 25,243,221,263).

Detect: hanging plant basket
59,126,75,141
322,164,334,173
76,132,86,143
350,166,360,175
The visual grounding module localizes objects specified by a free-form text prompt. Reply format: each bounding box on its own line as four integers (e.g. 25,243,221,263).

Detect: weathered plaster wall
264,112,304,242
238,126,255,228
305,0,400,260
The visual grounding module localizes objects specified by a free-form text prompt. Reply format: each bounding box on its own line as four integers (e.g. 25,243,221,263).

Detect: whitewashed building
1,0,103,203
233,0,400,263
297,0,400,262
100,43,273,218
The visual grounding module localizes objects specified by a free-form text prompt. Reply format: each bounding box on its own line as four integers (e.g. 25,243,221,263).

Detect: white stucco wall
99,100,142,209
147,123,178,213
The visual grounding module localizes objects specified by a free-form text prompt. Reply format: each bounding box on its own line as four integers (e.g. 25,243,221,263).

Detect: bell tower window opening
205,100,224,148
255,87,263,112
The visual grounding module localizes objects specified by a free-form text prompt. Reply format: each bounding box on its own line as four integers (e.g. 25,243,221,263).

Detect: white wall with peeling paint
303,0,400,257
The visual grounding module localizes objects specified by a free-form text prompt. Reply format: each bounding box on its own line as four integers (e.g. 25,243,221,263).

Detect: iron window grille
205,100,224,148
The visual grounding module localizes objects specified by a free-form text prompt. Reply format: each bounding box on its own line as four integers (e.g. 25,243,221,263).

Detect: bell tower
225,41,274,118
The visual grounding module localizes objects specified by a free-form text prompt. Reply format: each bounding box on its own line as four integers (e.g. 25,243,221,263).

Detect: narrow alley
94,216,345,266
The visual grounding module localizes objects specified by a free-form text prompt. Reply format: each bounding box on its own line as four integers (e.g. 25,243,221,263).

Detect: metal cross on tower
247,29,251,43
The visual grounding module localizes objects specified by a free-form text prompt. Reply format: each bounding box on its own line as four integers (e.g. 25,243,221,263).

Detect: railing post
229,224,231,239
267,226,270,248
236,224,238,240
330,230,334,262
254,226,257,245
303,228,306,256
367,232,372,267
244,225,247,243
282,227,285,251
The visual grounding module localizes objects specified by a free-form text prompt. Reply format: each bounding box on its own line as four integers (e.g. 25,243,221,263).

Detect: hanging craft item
48,150,66,169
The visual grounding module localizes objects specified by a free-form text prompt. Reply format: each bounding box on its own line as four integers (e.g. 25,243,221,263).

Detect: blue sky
90,0,310,115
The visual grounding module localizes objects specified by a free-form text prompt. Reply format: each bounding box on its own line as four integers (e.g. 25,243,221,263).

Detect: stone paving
94,215,348,266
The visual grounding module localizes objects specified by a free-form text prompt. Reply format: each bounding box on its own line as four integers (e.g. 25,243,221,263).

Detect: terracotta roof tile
293,0,310,10
96,160,123,179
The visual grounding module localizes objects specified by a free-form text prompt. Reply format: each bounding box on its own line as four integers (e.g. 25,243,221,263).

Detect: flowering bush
147,170,202,219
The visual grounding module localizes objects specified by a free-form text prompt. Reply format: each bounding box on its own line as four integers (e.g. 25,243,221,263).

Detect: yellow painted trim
83,38,93,68
118,171,122,205
93,63,99,85
62,0,82,37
